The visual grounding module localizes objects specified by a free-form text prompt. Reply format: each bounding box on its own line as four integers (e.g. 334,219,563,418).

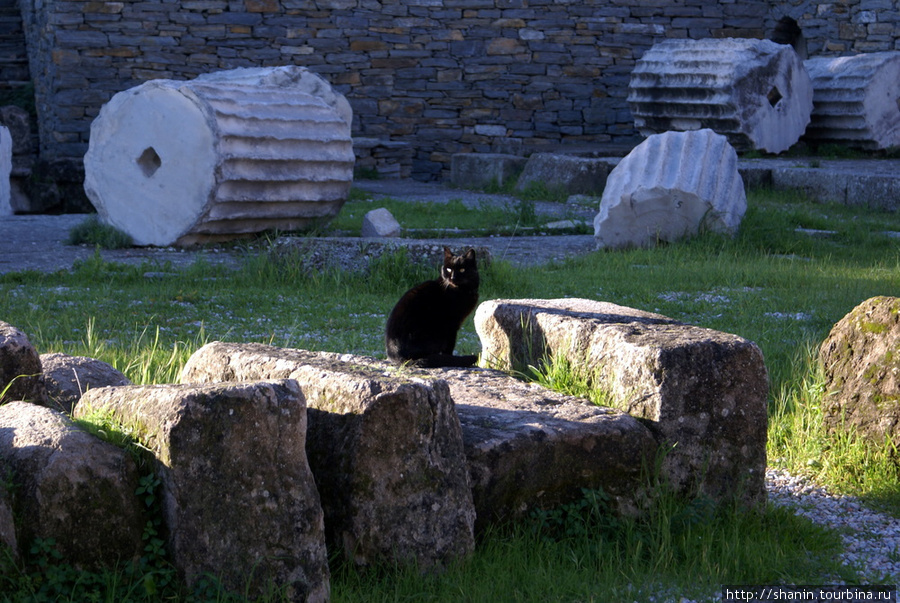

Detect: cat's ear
443,246,453,260
463,248,476,261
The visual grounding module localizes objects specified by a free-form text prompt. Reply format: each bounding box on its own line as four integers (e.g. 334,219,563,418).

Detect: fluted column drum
628,38,813,154
84,66,354,247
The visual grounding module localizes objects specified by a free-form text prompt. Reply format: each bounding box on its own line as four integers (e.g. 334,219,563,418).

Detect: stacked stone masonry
14,0,900,180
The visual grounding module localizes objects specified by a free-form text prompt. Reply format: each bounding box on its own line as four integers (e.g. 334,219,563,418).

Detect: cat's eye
459,268,466,273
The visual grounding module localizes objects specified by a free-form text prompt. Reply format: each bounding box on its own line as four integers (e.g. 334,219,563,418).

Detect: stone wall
15,0,900,181
771,0,899,56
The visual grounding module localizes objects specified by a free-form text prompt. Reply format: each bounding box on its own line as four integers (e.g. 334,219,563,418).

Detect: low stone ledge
180,342,476,569
515,153,611,196
0,401,145,569
450,152,527,190
443,368,658,532
76,380,329,602
475,298,769,507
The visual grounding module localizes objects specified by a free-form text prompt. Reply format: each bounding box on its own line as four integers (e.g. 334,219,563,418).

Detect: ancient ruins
0,298,769,597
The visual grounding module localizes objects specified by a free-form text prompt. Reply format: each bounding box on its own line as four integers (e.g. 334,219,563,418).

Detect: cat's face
441,247,478,289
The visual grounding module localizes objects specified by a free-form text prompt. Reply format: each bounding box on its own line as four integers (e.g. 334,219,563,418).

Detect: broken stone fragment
361,207,401,237
450,152,527,190
40,352,131,414
595,129,746,250
442,367,658,532
515,153,610,196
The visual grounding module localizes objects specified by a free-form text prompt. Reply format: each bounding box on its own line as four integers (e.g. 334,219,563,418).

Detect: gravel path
0,179,599,274
767,468,900,582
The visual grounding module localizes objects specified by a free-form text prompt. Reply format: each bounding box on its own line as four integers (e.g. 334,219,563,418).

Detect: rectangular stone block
77,380,329,602
475,298,769,507
180,342,476,569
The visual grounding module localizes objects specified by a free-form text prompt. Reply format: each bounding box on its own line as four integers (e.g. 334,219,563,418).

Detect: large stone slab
180,342,476,569
819,296,900,451
804,52,900,151
0,401,145,569
595,129,746,250
443,368,658,532
628,38,813,154
76,380,329,602
84,65,355,247
0,321,47,406
475,298,769,507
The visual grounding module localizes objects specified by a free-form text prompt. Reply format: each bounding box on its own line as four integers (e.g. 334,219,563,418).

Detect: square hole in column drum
767,87,783,108
137,147,162,177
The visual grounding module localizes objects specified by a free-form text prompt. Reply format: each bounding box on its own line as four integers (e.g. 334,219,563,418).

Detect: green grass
67,215,134,249
1,186,899,599
333,496,848,602
327,196,551,236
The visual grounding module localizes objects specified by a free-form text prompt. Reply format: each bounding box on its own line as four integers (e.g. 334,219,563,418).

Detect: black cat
385,247,480,368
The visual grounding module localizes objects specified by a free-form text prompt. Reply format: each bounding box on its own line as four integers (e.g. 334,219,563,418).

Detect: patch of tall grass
333,487,849,603
768,345,900,512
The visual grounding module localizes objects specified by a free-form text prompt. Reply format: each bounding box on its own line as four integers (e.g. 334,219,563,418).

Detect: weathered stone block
179,342,476,568
0,322,47,406
628,37,813,153
40,352,131,414
0,401,145,569
450,152,527,189
475,298,768,507
443,368,658,532
515,152,610,196
819,296,900,452
803,51,900,150
76,380,329,602
595,129,746,249
84,65,355,246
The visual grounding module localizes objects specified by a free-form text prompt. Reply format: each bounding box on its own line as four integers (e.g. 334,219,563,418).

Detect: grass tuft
67,215,134,249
